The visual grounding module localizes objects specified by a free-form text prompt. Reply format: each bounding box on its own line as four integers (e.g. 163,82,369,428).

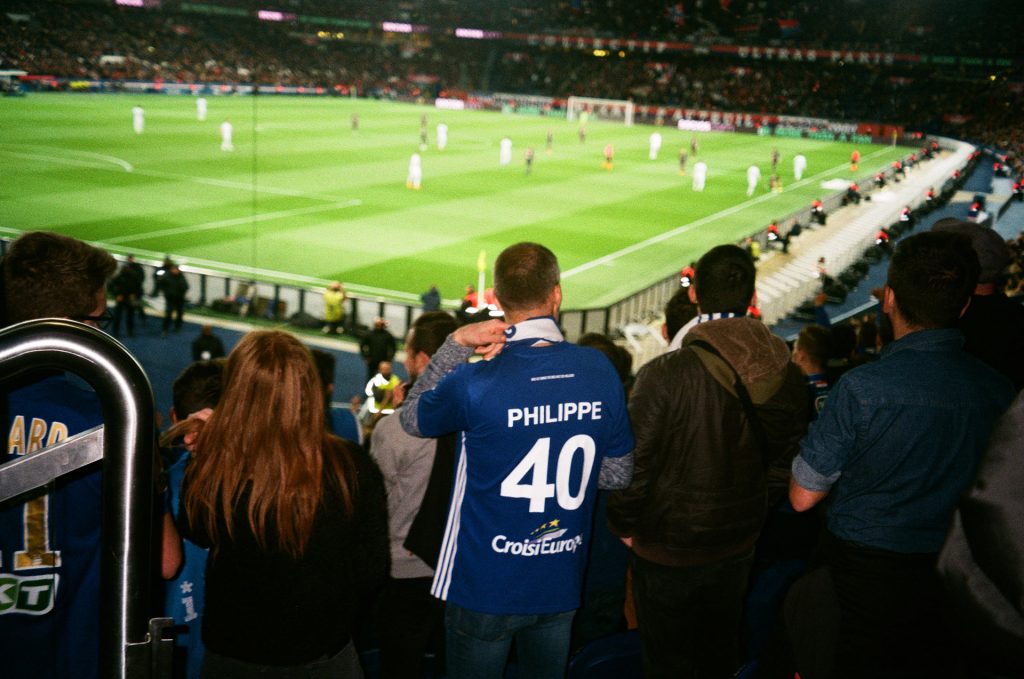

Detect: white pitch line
131,168,343,202
105,199,363,244
561,147,893,279
1,151,134,173
0,144,343,203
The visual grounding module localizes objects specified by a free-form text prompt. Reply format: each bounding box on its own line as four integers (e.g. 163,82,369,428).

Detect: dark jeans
201,641,363,679
827,539,960,679
375,577,445,679
445,602,574,679
112,299,134,337
164,297,185,333
631,551,753,679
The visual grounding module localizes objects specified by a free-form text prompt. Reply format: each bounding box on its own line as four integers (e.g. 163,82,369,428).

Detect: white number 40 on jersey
500,435,596,513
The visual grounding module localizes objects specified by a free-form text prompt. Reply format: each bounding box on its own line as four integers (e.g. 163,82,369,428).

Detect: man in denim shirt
789,232,1015,679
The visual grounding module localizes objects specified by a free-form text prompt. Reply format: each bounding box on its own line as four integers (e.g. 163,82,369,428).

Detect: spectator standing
323,281,347,335
174,331,389,676
311,349,363,447
160,264,189,336
660,287,699,350
0,231,117,679
791,324,831,417
421,284,441,311
161,360,225,679
789,232,1015,678
191,324,225,362
931,218,1024,390
360,317,397,384
400,242,634,679
608,244,808,679
151,255,173,296
109,261,138,338
938,390,1024,676
125,254,147,324
371,311,459,679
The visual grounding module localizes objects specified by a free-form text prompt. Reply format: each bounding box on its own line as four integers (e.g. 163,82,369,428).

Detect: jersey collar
504,316,564,346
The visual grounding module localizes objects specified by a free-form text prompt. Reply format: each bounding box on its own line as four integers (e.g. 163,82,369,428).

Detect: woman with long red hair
172,330,387,677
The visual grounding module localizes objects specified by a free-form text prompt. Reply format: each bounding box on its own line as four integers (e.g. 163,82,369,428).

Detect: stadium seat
566,630,643,679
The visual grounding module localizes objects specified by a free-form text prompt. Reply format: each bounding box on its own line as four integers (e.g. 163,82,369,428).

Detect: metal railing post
0,319,158,679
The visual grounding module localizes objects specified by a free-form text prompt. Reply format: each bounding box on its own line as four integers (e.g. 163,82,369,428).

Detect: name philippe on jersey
507,401,603,428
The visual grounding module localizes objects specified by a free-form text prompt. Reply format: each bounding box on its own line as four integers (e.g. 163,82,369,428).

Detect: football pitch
0,94,908,309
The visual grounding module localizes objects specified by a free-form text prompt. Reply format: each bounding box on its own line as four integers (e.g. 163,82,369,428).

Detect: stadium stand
1,0,1020,137
1,2,1023,675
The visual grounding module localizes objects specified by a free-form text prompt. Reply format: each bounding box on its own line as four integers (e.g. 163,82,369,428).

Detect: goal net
566,96,635,127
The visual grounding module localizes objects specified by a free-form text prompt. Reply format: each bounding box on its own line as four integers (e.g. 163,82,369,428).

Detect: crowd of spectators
2,0,1022,139
9,212,1024,677
139,0,1024,58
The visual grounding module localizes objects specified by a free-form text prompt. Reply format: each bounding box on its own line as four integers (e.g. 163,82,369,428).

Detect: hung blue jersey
417,335,634,615
0,374,103,679
165,451,208,679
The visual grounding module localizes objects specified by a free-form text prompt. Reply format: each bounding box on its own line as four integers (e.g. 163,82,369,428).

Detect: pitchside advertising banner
24,79,893,137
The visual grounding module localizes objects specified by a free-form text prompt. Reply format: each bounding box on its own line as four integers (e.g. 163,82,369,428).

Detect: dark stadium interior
1,1,1022,678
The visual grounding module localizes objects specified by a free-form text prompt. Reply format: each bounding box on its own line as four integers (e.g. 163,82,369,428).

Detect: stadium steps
754,140,975,326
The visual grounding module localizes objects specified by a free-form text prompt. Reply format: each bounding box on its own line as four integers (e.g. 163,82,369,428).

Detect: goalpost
566,96,635,127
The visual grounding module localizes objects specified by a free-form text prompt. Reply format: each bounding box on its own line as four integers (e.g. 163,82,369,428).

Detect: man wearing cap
931,218,1024,390
788,232,1015,678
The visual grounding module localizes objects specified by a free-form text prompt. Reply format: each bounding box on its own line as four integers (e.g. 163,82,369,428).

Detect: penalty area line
0,150,134,173
561,147,894,279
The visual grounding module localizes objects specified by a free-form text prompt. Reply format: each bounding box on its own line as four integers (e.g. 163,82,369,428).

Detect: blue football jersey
0,374,104,679
416,323,634,615
165,451,207,679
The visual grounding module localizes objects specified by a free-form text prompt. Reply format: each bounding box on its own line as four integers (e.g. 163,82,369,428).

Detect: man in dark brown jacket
608,244,808,679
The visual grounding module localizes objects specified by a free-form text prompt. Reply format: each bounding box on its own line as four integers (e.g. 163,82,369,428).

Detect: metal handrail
0,319,159,679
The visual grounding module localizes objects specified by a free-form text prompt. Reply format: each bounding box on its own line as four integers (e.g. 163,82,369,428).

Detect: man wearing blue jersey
401,242,634,679
0,231,117,679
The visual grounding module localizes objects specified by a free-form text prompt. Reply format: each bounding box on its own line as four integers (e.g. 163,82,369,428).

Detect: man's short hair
172,359,225,421
2,231,116,325
930,218,1011,284
494,242,560,312
693,244,756,314
578,332,633,385
310,348,336,390
887,231,980,329
664,288,698,340
796,325,831,370
408,311,458,358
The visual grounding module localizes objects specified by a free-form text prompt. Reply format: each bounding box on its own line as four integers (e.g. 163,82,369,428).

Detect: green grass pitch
0,94,908,309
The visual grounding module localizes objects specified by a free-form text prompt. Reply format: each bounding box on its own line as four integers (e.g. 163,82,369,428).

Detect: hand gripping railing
0,319,172,679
